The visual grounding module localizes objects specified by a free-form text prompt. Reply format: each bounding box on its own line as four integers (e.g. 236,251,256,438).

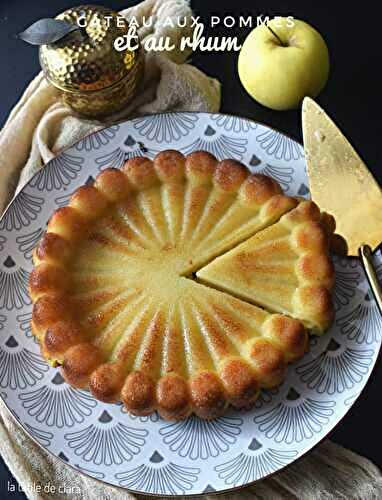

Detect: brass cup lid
39,5,140,92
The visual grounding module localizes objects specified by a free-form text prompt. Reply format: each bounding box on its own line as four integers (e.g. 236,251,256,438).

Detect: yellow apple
238,18,330,110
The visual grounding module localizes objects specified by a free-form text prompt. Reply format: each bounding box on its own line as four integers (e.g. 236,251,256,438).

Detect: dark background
0,1,381,497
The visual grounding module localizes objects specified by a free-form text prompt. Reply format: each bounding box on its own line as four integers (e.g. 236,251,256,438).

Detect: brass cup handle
359,244,382,316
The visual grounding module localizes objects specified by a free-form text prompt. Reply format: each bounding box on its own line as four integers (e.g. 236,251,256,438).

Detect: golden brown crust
62,343,104,389
89,362,125,403
34,232,72,266
156,374,191,420
29,264,69,301
121,371,156,416
213,160,248,192
28,150,335,420
220,359,259,408
185,151,217,184
260,194,298,221
263,315,308,362
122,157,158,189
239,174,282,207
296,253,335,289
286,201,335,331
70,185,108,219
32,294,73,337
43,320,86,360
249,338,287,388
153,150,185,182
190,371,227,419
94,168,131,201
292,221,329,253
293,286,335,332
284,199,321,225
47,206,86,241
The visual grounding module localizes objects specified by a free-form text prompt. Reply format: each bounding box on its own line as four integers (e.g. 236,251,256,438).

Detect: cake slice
197,201,335,333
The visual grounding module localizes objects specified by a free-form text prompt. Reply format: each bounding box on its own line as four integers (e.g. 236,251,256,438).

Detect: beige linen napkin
0,1,381,499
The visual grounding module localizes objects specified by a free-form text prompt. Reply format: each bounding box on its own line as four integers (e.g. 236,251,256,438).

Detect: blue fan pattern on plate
53,176,95,208
254,388,335,443
0,336,48,389
24,422,54,447
182,126,247,160
17,312,34,340
296,339,374,394
333,257,362,311
214,446,298,486
0,256,30,310
122,406,160,422
210,114,257,133
255,163,294,192
16,227,44,261
95,136,157,171
256,129,304,161
64,410,148,465
344,392,360,406
337,295,382,345
75,126,120,152
0,314,6,331
0,191,44,231
19,372,98,428
133,113,198,143
30,154,84,191
159,416,242,459
0,112,380,496
0,234,6,252
75,464,106,479
115,459,200,494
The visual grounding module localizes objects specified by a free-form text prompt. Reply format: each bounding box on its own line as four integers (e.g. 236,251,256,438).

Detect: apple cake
29,150,335,420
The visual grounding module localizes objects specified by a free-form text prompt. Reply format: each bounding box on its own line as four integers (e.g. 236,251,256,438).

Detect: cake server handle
359,244,382,316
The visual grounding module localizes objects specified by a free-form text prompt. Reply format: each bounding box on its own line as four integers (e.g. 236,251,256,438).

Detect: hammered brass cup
39,5,144,119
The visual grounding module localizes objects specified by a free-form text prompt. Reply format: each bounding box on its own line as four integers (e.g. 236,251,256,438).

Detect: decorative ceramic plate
0,112,380,496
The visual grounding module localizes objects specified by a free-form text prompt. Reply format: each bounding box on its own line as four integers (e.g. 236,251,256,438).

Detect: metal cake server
302,97,382,314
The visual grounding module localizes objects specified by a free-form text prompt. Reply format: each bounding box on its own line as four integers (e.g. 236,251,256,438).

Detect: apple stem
267,25,287,47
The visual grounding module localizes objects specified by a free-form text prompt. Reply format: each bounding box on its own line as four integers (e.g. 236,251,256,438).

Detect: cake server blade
302,97,382,314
